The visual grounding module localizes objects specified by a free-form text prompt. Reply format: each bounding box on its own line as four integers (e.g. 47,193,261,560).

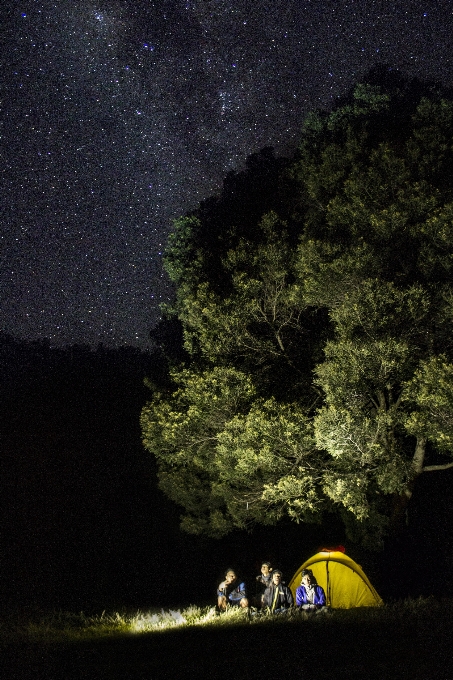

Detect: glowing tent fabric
288,551,383,609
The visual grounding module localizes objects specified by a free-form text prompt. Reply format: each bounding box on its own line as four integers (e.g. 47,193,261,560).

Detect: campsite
3,70,453,677
2,333,453,678
3,541,453,679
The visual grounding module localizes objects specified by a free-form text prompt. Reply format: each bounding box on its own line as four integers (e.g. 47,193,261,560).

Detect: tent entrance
289,551,383,609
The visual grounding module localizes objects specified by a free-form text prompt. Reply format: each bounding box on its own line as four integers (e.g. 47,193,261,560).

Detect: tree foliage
142,71,453,546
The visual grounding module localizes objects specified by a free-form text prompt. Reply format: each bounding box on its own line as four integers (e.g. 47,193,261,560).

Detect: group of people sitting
217,562,329,615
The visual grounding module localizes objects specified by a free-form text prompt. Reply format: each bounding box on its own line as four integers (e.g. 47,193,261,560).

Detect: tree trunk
389,437,426,534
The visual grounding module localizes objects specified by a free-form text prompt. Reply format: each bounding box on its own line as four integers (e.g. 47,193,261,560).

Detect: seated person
255,561,273,607
262,569,294,614
217,569,249,611
295,569,328,613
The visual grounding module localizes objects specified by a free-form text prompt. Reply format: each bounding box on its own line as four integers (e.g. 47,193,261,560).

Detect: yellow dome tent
288,549,383,609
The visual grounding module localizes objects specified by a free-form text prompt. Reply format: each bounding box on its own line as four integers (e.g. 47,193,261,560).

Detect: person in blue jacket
217,569,249,611
295,569,328,612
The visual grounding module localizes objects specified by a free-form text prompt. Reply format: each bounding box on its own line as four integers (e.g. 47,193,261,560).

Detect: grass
0,596,446,643
0,604,223,643
2,598,453,679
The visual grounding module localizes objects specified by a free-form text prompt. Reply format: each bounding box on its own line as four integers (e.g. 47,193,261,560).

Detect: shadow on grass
3,600,453,680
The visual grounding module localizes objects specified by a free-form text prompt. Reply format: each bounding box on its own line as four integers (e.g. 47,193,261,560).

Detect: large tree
142,73,453,546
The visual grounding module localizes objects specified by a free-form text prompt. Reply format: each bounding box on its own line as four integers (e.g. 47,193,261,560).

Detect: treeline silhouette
1,333,168,611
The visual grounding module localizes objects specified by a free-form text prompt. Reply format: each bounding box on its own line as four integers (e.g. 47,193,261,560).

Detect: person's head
224,569,237,585
261,562,272,577
301,569,316,587
272,569,282,585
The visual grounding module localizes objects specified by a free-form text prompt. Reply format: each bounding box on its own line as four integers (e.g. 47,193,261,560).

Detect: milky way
1,0,452,348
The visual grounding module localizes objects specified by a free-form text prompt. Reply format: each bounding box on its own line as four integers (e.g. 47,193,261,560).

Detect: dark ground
4,607,453,680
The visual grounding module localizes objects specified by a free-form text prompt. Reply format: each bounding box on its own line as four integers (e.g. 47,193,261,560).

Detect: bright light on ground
130,609,187,632
130,605,238,632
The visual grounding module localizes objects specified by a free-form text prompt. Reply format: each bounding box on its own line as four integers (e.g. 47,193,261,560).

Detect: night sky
2,1,453,350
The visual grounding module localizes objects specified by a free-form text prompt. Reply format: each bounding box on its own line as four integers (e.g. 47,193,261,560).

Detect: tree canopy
142,71,453,548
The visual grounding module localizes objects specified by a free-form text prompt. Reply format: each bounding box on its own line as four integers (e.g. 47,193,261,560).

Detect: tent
288,549,383,608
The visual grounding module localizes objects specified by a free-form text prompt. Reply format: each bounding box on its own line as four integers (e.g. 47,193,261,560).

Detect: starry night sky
2,0,453,349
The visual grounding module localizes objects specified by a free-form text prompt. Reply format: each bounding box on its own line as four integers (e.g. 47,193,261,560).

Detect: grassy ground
2,598,453,679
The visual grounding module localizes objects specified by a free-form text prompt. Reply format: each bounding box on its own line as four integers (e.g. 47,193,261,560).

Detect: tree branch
423,461,453,472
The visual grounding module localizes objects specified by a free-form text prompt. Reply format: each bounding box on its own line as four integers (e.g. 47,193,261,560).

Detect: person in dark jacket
217,569,249,611
262,570,294,613
255,561,273,607
295,569,328,613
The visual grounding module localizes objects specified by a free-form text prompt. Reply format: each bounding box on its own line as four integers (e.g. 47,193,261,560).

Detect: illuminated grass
0,596,450,644
3,598,452,680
